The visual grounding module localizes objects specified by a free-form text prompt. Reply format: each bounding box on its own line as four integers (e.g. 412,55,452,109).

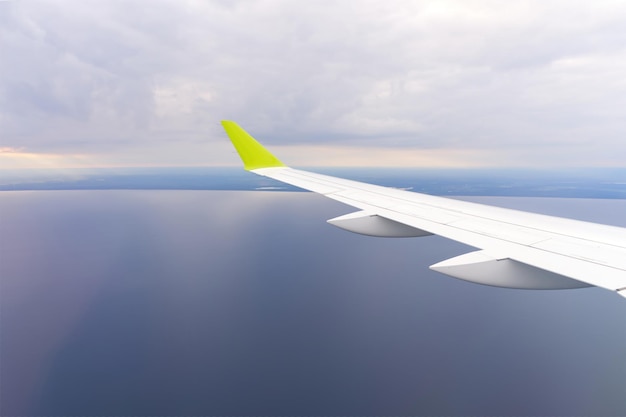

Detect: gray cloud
2,0,626,166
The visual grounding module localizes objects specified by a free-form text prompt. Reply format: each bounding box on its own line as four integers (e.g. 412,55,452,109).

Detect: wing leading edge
222,121,626,298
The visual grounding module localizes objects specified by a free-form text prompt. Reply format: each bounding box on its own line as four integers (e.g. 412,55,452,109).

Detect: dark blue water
1,191,625,416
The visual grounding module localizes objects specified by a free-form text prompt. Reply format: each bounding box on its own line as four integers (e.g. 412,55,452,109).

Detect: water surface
1,191,625,415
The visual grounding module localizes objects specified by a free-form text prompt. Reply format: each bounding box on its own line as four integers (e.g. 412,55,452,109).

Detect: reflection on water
1,191,625,416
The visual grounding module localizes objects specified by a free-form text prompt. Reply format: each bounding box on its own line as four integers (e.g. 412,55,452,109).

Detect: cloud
1,0,626,167
0,146,24,153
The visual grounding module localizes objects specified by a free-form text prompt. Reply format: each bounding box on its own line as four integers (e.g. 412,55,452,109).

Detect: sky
2,0,626,169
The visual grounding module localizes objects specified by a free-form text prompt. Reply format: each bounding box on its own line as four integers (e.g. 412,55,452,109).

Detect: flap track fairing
328,211,433,238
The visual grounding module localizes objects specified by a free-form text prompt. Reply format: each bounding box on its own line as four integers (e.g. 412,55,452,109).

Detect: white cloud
1,0,626,167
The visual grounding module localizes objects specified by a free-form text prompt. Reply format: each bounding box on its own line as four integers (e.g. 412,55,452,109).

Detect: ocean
1,188,625,415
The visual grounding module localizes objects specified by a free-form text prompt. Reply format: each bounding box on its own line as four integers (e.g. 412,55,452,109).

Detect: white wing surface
222,121,626,298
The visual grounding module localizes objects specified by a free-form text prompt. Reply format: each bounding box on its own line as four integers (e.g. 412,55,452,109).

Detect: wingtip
221,121,286,171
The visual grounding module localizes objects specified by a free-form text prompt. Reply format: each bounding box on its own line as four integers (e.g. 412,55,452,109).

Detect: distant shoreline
1,167,625,199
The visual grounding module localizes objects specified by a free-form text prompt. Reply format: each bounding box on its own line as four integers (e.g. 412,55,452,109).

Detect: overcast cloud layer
2,0,626,168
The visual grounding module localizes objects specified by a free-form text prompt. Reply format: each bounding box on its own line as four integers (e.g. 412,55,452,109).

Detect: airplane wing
222,121,626,298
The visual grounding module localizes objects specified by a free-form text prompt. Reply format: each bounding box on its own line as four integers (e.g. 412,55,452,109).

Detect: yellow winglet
221,121,286,171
